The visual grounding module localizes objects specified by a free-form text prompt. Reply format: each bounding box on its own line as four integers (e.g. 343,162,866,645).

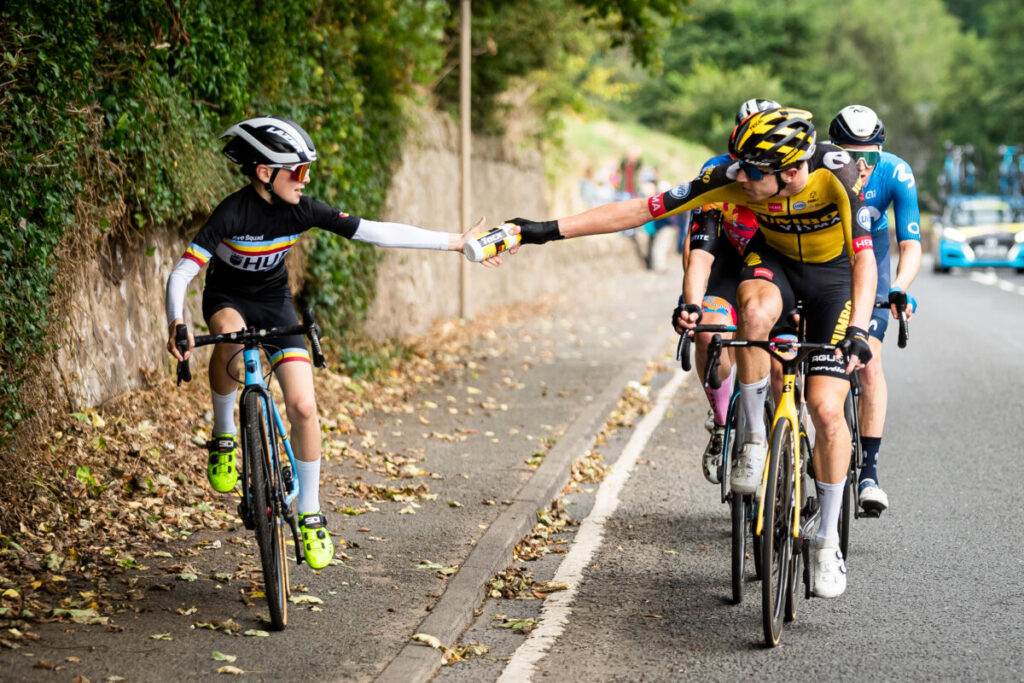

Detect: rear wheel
761,418,795,647
243,394,288,630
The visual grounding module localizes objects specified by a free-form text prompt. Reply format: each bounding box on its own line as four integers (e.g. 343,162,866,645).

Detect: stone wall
46,110,641,410
366,110,639,339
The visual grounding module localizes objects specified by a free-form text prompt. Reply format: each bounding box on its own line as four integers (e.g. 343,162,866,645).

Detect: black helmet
828,105,886,146
729,107,816,171
219,116,317,176
735,98,781,124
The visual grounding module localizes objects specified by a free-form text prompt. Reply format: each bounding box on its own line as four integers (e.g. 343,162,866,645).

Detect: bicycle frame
239,347,300,507
704,337,831,542
757,362,803,540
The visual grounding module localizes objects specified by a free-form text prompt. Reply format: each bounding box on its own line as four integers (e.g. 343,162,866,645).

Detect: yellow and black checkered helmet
728,107,816,171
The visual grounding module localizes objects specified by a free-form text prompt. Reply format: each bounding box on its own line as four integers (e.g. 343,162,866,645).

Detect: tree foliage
0,0,448,441
433,0,689,135
623,0,962,171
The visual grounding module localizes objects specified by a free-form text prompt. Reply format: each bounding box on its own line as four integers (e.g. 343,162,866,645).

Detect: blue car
932,195,1024,273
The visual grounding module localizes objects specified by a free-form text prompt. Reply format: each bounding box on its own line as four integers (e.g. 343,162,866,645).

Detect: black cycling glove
672,297,702,332
506,217,563,245
838,325,872,366
887,288,908,310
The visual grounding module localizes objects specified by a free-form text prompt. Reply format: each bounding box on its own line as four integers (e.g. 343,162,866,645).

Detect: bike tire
730,491,747,605
839,391,860,559
243,394,288,630
751,391,774,582
761,418,795,648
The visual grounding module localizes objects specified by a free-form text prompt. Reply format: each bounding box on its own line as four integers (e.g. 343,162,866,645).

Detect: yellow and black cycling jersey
648,143,873,263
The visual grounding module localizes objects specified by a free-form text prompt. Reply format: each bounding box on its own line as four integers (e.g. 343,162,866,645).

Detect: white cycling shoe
730,440,767,494
810,544,847,598
858,479,889,516
702,426,725,484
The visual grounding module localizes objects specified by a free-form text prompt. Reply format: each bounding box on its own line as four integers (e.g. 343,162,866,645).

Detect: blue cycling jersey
863,151,920,242
863,151,920,339
700,152,733,173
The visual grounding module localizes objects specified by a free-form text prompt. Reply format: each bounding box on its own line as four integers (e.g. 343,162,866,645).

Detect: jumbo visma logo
744,253,762,267
830,300,852,344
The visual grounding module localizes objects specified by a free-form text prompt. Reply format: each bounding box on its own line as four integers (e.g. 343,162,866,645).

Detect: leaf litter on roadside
0,299,558,637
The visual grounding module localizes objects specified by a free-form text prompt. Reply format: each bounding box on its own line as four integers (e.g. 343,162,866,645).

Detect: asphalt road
0,251,680,683
4,258,1022,682
441,260,1024,681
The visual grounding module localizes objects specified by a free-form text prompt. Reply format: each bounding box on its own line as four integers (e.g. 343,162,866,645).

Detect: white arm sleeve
165,257,201,326
351,219,451,251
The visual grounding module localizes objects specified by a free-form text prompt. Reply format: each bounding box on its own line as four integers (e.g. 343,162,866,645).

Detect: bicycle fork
755,372,803,540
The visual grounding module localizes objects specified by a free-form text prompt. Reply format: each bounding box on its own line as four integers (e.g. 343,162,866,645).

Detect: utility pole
459,0,472,319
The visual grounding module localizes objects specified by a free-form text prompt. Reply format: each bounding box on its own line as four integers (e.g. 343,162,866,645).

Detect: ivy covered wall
0,0,450,440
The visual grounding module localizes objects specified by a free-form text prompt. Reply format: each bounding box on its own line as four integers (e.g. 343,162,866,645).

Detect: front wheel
761,418,795,647
840,392,861,559
730,493,748,604
243,394,288,631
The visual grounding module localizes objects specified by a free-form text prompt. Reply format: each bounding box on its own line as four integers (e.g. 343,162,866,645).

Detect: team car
932,194,1024,273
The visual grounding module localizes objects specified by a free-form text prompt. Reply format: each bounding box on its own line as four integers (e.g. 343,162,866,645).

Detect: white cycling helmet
829,105,886,146
219,116,318,176
736,98,781,123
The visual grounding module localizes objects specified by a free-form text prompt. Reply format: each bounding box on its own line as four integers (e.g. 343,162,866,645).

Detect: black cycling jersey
182,185,361,296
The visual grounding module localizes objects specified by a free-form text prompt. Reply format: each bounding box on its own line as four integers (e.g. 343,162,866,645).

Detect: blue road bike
175,308,327,630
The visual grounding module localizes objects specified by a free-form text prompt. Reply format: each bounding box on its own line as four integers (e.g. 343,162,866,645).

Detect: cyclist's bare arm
893,240,922,319
556,197,651,237
849,247,878,333
679,249,714,331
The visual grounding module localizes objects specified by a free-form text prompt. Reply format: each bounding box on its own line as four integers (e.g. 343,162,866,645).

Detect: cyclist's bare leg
276,360,324,517
207,308,245,438
208,308,246,395
275,360,321,464
858,337,886,437
807,374,851,547
807,375,851,483
735,280,782,443
695,310,736,394
856,337,886,499
735,279,782,384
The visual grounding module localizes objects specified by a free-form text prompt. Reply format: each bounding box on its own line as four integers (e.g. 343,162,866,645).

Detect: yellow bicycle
705,332,836,647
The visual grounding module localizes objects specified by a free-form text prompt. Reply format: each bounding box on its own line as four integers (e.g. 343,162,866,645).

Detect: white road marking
497,368,688,683
966,269,1024,296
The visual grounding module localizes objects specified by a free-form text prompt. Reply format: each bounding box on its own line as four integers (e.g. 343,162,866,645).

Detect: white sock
211,389,237,436
815,480,845,548
739,376,770,444
295,458,322,516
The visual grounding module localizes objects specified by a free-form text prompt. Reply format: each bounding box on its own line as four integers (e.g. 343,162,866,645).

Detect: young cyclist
165,115,484,569
828,105,921,516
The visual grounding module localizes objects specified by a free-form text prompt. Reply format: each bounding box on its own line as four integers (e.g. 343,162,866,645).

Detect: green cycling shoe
299,512,334,569
207,434,239,493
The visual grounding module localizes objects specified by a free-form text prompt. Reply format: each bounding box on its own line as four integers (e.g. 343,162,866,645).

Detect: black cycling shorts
703,240,744,311
202,284,308,366
739,232,851,380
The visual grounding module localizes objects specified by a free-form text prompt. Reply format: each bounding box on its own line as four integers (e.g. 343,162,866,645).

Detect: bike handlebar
703,335,839,390
874,300,909,349
175,307,327,384
676,324,736,372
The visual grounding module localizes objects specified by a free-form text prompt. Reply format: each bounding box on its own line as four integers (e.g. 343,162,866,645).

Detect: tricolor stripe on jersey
222,234,302,258
182,244,212,266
